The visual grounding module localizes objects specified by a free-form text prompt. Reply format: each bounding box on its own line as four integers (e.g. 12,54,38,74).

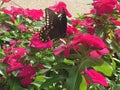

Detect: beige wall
3,0,92,17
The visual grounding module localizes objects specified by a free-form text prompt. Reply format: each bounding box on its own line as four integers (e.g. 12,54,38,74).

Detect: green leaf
79,76,87,90
32,75,46,88
16,15,24,24
4,32,10,36
41,75,65,88
113,84,120,90
0,13,10,21
34,21,44,29
64,58,75,65
66,66,82,90
8,77,26,90
93,61,113,76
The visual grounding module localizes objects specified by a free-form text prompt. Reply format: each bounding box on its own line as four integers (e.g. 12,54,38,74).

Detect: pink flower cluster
18,65,36,87
49,1,72,17
54,33,109,58
3,6,44,21
1,40,37,87
83,69,108,87
2,40,25,73
92,0,118,15
2,0,10,2
71,17,95,35
67,25,79,36
17,24,28,32
29,33,53,49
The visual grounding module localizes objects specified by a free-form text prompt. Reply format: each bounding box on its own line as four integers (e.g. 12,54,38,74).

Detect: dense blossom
78,17,94,28
18,65,36,87
116,2,120,14
71,19,81,27
92,0,117,15
49,1,72,17
54,43,67,57
0,1,120,89
6,59,23,73
3,6,24,17
17,24,28,32
115,29,120,40
73,33,107,49
2,47,26,72
84,69,108,87
29,33,53,49
2,0,10,2
67,25,79,36
2,40,26,72
3,6,44,21
80,34,107,49
110,19,120,26
90,48,109,58
54,33,82,58
54,33,108,58
25,9,44,20
0,24,10,34
74,17,95,34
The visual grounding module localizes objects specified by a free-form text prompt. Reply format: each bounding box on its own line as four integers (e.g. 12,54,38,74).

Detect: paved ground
3,0,93,17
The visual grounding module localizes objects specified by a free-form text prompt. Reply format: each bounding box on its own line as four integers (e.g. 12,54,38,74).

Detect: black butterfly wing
59,8,67,38
39,8,67,42
46,8,62,40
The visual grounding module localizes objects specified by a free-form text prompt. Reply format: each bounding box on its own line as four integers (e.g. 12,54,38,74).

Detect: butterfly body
39,8,67,42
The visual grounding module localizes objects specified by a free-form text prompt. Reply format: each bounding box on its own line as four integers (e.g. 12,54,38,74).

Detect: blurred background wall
3,0,93,17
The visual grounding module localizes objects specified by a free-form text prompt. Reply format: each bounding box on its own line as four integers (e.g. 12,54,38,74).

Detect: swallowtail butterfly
39,8,67,42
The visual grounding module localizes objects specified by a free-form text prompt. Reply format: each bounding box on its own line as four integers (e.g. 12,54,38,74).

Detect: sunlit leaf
93,61,113,76
79,76,87,90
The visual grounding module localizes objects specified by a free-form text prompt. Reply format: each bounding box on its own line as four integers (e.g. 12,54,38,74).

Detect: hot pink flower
116,2,120,14
78,17,94,28
18,65,36,87
26,9,44,20
21,77,32,87
115,29,120,40
49,1,72,17
2,43,26,73
18,65,36,78
54,43,74,58
90,48,109,58
6,59,23,73
87,27,95,35
13,47,26,56
2,53,24,64
0,24,10,34
4,6,24,17
54,43,67,56
2,0,10,2
84,69,108,87
54,33,83,58
92,0,117,15
3,40,22,54
67,25,79,36
71,19,81,27
110,19,120,26
2,54,24,73
18,24,28,32
29,33,53,49
81,34,107,49
54,33,107,58
3,6,44,21
37,64,46,70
